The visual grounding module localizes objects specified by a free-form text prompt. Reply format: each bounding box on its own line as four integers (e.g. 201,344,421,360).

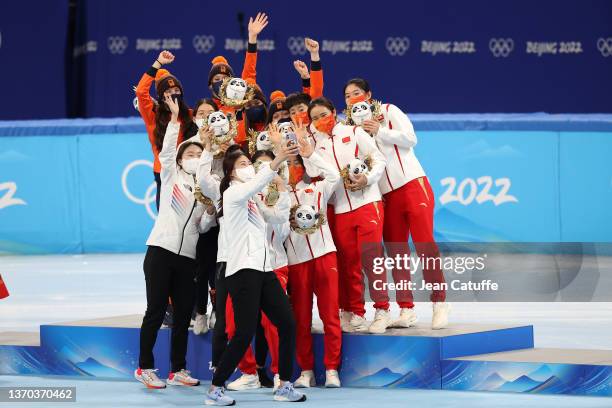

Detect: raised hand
248,12,269,43
157,50,175,65
297,132,314,158
165,95,179,121
293,60,310,79
199,126,213,150
268,123,282,147
304,38,319,54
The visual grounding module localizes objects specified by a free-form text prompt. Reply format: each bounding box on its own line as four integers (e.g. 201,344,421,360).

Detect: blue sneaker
274,382,307,402
205,386,235,406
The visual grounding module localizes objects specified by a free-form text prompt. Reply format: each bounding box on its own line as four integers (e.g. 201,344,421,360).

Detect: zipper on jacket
178,200,197,255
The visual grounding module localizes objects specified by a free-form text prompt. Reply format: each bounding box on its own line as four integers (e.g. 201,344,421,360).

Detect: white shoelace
143,369,161,382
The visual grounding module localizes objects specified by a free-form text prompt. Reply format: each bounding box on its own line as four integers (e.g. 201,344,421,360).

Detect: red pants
382,177,446,307
225,267,288,375
288,252,341,370
335,201,386,316
0,274,8,299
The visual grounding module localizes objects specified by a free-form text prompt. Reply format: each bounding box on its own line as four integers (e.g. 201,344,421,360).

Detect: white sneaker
205,385,235,406
193,313,209,335
134,368,166,389
349,313,370,333
294,370,315,388
274,382,307,402
369,309,392,334
432,302,450,330
226,373,261,391
340,310,353,332
167,369,200,386
325,369,341,388
273,374,281,392
392,308,418,328
209,311,216,329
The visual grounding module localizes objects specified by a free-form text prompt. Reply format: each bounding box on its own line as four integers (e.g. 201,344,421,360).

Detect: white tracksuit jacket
315,122,387,214
146,122,216,259
373,103,426,195
285,151,340,265
222,164,289,278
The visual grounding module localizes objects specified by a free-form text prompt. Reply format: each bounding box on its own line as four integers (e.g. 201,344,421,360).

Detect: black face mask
245,105,266,123
211,80,223,98
170,94,183,104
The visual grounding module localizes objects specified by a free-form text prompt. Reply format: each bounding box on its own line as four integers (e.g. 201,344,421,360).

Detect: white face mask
235,165,256,182
181,158,199,175
194,118,206,129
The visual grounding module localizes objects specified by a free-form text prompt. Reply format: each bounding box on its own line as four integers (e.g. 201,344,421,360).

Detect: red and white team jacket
374,103,426,195
315,123,386,214
285,151,341,265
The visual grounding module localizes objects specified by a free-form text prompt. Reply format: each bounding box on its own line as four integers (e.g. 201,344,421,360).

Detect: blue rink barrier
0,114,611,254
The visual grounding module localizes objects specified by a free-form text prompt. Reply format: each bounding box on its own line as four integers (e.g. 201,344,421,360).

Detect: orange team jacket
301,60,324,99
213,43,258,145
136,69,192,174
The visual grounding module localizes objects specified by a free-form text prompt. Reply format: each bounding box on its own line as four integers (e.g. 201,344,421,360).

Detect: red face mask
314,115,336,135
348,94,369,105
289,165,305,186
291,111,310,126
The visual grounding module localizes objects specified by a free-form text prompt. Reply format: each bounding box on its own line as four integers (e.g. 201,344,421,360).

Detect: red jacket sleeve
136,70,158,149
309,60,324,99
241,42,258,83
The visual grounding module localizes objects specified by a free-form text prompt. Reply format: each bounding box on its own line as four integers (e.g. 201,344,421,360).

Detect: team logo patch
342,136,351,144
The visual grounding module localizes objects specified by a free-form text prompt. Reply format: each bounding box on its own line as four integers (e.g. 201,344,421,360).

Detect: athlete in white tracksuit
136,96,216,389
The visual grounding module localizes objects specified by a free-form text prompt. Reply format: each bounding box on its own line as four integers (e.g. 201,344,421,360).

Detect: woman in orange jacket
135,50,193,210
207,12,269,147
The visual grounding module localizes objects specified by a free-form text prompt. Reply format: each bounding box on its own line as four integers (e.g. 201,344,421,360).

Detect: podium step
442,348,612,396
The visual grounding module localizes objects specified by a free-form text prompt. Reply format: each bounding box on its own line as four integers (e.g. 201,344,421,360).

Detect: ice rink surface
1,253,611,407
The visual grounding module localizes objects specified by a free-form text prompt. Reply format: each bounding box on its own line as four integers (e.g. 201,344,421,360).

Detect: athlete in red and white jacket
344,78,449,330
284,129,342,389
307,97,389,334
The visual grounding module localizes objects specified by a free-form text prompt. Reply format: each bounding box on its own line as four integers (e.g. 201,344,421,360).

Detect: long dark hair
184,98,219,139
218,145,250,217
153,96,192,153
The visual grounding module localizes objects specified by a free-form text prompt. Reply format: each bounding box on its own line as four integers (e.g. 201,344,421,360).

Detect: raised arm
159,95,181,181
305,38,323,99
225,141,298,205
241,12,269,83
136,51,175,138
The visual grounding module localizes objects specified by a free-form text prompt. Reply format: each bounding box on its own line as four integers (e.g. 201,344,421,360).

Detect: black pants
211,262,228,368
195,226,219,315
212,269,296,386
139,246,196,372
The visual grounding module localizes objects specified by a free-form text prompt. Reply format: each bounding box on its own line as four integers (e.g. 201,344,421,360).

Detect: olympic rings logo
121,160,157,220
107,36,128,55
489,38,514,58
193,35,215,54
287,37,307,56
597,38,612,57
385,37,410,56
